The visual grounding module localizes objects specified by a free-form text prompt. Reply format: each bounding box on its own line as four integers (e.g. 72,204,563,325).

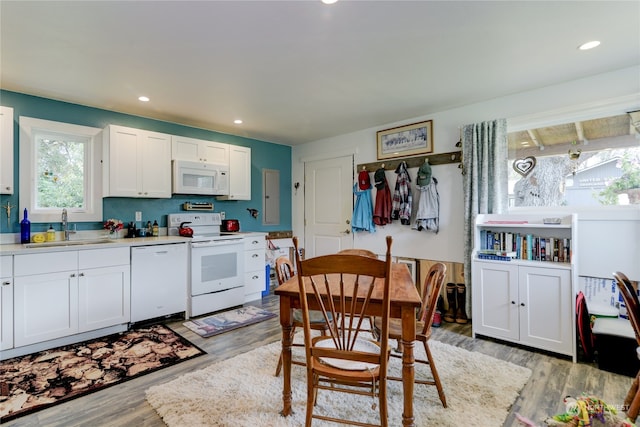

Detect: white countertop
0,236,193,255
0,232,267,255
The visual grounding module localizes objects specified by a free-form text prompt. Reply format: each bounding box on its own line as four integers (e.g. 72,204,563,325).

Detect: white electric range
168,213,245,317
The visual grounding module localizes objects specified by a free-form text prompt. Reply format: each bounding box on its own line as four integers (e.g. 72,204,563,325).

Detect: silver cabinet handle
70,273,76,278
79,273,85,277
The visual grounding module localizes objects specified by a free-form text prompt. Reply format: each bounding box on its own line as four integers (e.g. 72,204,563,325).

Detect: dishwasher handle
191,239,243,248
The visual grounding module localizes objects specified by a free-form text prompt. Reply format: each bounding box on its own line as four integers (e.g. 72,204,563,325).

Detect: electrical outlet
135,211,142,221
220,211,226,220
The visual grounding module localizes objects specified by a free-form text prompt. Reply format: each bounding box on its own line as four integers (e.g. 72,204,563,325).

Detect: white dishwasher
130,243,188,323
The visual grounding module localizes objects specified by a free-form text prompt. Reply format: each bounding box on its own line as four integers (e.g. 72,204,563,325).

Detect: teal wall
0,90,292,234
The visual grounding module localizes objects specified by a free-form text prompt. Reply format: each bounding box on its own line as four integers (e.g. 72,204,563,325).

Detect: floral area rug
0,324,204,423
183,305,277,338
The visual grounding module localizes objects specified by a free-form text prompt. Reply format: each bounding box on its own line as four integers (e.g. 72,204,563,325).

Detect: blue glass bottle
20,208,31,244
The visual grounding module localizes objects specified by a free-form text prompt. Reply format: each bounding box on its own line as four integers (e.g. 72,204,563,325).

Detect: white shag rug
146,336,531,427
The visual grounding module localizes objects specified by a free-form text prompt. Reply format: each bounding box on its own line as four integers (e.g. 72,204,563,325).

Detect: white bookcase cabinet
471,214,578,362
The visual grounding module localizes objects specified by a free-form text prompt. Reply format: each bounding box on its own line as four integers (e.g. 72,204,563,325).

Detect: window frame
506,94,640,215
19,116,103,223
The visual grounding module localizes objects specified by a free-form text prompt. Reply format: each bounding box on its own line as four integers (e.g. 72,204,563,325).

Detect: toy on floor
515,395,636,427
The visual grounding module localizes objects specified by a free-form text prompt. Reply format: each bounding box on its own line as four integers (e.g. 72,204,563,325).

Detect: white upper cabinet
0,106,14,194
171,135,229,165
218,145,251,200
103,124,172,198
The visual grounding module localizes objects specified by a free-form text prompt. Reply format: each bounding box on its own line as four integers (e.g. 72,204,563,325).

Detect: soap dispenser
47,224,56,242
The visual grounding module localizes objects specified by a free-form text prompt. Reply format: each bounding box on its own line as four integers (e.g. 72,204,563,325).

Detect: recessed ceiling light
322,0,338,4
138,96,150,102
234,119,243,124
578,40,600,50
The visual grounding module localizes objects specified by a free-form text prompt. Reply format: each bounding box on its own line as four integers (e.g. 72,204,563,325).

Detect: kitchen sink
24,239,116,248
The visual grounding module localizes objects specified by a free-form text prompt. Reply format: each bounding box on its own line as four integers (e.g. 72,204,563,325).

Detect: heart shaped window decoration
513,156,537,177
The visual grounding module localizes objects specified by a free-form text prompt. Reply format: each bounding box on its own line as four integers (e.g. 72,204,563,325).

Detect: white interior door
304,155,353,258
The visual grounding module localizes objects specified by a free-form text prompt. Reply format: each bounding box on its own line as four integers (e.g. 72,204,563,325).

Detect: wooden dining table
274,262,422,427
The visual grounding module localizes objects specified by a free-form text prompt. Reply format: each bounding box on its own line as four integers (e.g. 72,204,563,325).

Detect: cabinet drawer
244,236,265,250
1,255,12,278
244,249,265,272
244,270,266,294
15,251,78,276
79,247,130,269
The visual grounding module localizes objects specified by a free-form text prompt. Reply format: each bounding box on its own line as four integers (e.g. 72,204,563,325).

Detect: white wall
291,66,640,268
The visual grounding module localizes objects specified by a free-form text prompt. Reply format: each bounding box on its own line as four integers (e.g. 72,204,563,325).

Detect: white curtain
462,119,509,318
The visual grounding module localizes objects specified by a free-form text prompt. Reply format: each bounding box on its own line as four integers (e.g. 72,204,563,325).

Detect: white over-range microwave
172,160,230,195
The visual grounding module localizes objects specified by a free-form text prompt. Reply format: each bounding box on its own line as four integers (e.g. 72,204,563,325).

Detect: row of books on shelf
478,230,571,263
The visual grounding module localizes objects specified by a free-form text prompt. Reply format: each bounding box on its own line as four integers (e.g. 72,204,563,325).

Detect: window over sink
19,116,103,223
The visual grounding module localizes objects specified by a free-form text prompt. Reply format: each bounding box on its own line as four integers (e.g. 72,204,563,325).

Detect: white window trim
19,116,103,223
507,93,640,215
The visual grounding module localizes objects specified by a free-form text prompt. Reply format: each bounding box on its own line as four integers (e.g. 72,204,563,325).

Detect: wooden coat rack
356,150,461,172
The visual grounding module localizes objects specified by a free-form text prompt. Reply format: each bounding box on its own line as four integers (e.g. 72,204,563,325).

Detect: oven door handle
191,239,243,248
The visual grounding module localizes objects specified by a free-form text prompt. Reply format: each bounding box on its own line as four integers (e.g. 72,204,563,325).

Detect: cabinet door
78,265,131,332
244,269,265,301
1,279,13,350
0,256,12,350
201,141,229,165
518,265,572,355
140,131,171,198
106,125,141,197
171,136,229,165
14,272,79,347
472,261,519,341
172,135,201,161
0,106,14,194
221,145,251,200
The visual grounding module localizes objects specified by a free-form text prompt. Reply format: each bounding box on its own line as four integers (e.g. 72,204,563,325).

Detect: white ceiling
1,1,639,146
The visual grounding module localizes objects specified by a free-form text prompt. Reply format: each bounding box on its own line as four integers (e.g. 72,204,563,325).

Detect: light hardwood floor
3,294,631,427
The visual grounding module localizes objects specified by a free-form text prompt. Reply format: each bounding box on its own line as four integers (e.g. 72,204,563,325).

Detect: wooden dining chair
338,248,379,334
614,271,640,423
294,236,393,427
274,256,333,376
374,262,448,407
338,248,378,259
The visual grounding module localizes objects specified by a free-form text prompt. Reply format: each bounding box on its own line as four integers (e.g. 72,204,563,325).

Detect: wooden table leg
280,297,294,417
401,306,416,427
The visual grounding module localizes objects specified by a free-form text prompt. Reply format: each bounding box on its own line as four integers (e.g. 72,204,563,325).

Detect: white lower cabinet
1,255,14,350
13,247,130,348
472,261,573,358
243,234,266,302
78,267,130,333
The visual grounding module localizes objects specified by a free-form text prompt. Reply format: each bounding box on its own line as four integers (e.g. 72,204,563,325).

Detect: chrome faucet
61,209,75,240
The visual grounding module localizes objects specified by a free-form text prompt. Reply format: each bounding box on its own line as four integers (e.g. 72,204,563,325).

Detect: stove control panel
168,212,222,227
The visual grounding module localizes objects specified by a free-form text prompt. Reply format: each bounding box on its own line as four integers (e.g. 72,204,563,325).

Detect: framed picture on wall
395,257,418,287
377,120,433,160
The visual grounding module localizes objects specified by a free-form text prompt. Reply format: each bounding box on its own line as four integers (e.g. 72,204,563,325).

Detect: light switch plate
135,211,142,221
220,211,226,220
